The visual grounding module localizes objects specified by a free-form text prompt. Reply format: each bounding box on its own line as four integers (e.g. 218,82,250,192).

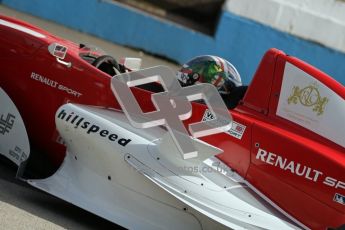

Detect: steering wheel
92,55,121,76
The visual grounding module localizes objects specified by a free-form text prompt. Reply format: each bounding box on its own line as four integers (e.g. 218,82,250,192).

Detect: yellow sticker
287,82,329,116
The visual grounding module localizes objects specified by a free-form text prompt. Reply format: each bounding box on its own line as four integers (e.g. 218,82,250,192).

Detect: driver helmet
177,55,242,94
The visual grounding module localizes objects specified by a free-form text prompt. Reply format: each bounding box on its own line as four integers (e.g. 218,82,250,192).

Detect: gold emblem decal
287,82,329,116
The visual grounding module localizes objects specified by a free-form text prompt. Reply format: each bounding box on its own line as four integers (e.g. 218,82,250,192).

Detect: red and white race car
0,15,344,230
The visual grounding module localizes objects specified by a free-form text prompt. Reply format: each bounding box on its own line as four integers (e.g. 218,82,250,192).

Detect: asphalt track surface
0,4,178,230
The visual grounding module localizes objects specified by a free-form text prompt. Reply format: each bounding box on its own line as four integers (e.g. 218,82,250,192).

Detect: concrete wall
2,0,345,85
224,0,345,54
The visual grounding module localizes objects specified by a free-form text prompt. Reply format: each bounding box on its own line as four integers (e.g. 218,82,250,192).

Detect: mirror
48,43,72,68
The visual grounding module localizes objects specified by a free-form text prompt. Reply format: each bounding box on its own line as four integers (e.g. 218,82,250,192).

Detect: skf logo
287,82,329,116
112,66,231,159
0,113,15,135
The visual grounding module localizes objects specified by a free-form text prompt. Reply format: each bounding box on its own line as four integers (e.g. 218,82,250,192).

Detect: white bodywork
26,103,301,229
0,87,29,170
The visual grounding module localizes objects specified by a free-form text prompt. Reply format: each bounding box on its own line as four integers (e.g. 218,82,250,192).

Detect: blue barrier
216,13,345,85
2,0,345,85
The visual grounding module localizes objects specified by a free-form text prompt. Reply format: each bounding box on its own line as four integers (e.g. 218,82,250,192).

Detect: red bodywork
0,15,344,229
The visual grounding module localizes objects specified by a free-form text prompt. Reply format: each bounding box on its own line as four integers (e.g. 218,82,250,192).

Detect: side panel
248,123,344,229
0,87,30,166
247,53,345,229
